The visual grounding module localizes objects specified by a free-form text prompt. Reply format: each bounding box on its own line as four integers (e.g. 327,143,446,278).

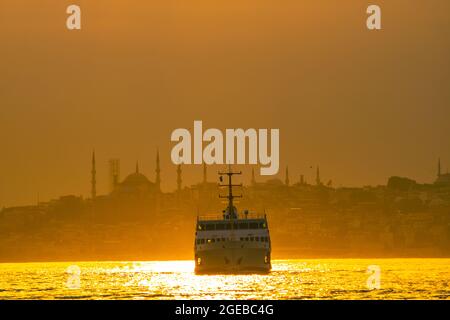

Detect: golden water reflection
0,259,449,299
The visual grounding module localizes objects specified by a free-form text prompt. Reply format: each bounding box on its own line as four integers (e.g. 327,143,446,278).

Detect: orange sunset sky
0,0,449,207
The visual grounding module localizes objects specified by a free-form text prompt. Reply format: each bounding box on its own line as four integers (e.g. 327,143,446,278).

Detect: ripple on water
0,259,449,299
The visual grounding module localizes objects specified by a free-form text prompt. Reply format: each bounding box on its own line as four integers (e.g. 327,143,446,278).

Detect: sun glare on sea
115,261,195,274
1,259,449,299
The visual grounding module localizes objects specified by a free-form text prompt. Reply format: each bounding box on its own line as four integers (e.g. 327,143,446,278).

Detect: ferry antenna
217,165,242,219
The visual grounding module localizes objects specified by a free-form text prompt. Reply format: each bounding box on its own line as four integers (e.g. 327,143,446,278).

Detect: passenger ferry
194,167,271,274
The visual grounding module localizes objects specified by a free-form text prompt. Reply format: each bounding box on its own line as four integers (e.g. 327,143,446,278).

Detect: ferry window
216,238,220,242
198,224,204,231
255,237,259,241
211,238,215,243
259,222,266,229
245,237,249,241
205,224,215,231
196,239,200,244
249,222,258,229
233,222,238,229
240,237,244,241
216,223,225,230
225,223,231,230
222,238,226,242
239,222,249,229
207,239,211,243
201,239,205,244
250,237,254,241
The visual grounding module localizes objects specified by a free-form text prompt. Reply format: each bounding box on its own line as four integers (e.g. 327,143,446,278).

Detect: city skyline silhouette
1,1,449,207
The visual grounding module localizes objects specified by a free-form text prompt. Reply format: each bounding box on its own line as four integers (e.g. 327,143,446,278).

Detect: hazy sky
1,1,449,207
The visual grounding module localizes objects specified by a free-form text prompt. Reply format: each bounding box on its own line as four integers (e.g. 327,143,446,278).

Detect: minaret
155,149,161,191
177,165,182,192
438,158,441,177
135,161,139,174
285,166,290,186
316,166,321,186
251,168,256,185
203,163,207,184
109,159,120,192
91,150,96,199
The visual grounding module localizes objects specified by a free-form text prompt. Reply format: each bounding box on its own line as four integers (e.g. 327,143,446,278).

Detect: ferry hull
195,246,271,274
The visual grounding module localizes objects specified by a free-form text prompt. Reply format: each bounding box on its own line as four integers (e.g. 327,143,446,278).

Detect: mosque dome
113,162,157,196
122,172,152,187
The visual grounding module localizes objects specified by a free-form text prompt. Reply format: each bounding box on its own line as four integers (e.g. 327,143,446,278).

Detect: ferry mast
219,165,242,220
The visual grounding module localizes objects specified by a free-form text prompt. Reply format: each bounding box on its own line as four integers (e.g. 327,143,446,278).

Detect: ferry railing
198,212,266,221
